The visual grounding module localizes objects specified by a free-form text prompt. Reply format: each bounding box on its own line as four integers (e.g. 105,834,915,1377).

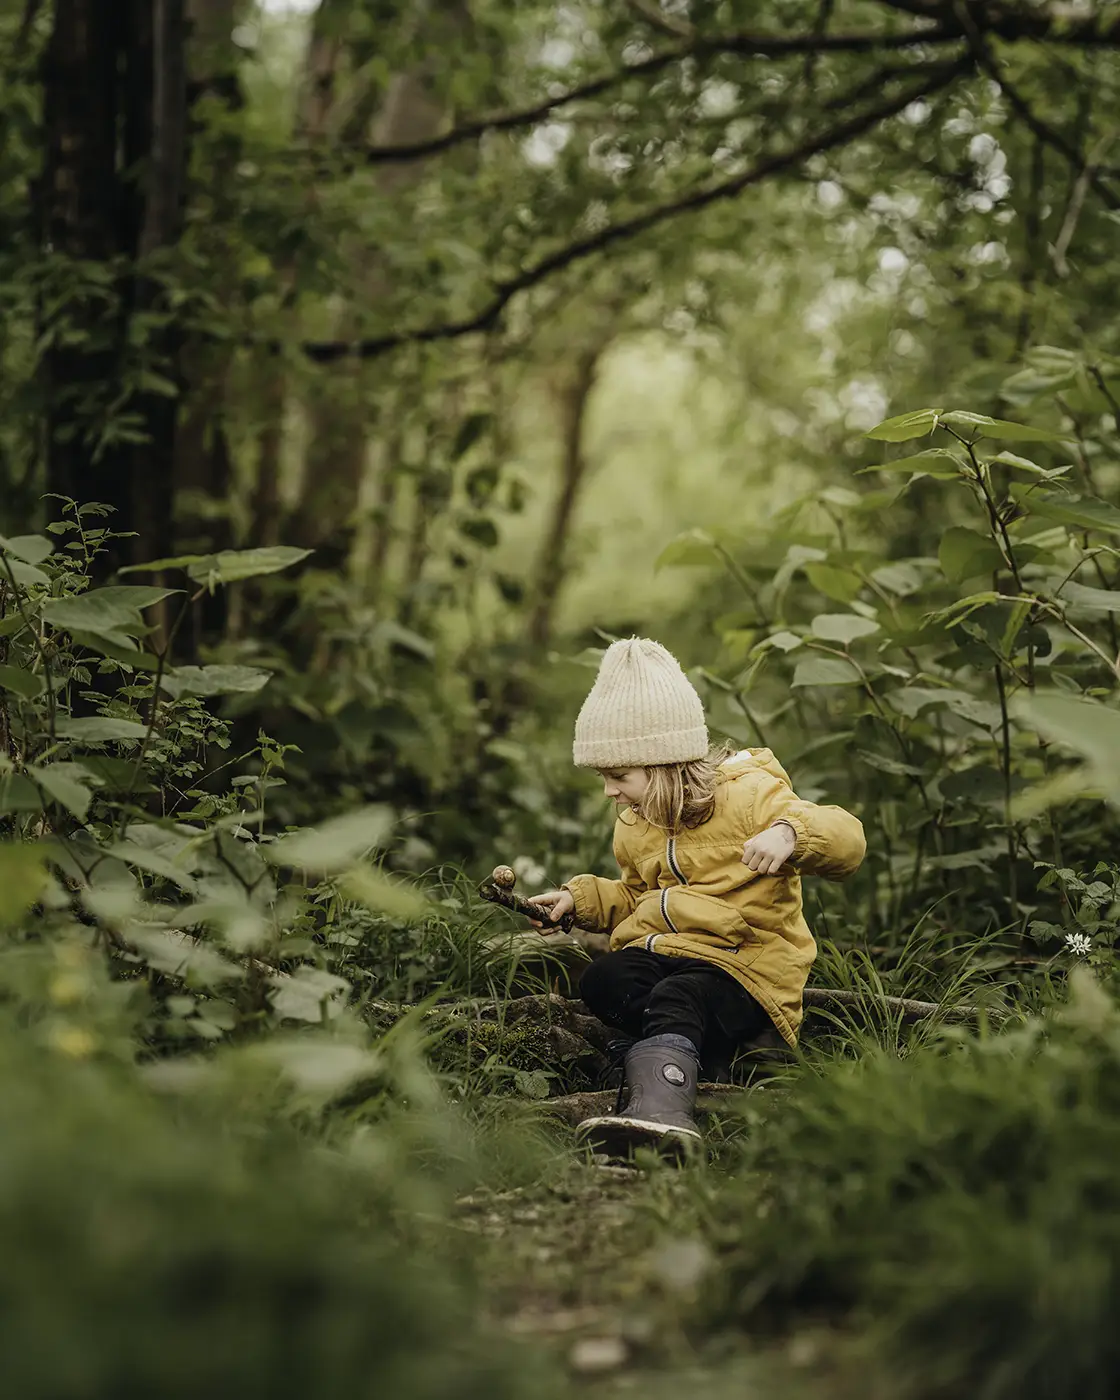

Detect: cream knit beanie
573,637,708,769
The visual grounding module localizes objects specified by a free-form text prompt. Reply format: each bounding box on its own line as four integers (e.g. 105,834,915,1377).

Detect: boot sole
576,1114,702,1164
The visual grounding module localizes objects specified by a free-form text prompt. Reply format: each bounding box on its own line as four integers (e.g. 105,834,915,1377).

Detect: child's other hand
742,822,797,875
526,888,575,927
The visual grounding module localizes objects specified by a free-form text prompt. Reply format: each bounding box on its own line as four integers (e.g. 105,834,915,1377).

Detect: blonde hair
634,744,734,833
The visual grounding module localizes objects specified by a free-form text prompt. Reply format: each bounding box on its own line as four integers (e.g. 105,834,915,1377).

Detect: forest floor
453,1127,870,1400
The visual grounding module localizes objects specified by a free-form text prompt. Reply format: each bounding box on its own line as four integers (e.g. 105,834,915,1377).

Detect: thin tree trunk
249,0,347,552
526,337,611,648
294,65,449,553
173,0,243,649
129,0,188,580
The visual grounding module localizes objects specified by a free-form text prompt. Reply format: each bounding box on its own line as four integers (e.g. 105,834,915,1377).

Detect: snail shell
490,864,516,889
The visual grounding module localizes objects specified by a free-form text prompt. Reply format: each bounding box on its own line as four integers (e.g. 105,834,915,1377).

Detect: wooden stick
477,865,590,934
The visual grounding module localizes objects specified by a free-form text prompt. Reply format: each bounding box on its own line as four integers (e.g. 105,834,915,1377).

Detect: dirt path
453,1154,841,1397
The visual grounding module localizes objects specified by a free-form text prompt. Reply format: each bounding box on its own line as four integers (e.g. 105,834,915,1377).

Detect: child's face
597,768,649,808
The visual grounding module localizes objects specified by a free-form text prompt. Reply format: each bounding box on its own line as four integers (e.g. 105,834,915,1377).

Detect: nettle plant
0,505,429,1068
662,346,1120,983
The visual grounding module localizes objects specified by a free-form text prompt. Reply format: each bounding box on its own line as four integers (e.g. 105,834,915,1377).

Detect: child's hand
742,821,797,875
526,888,575,927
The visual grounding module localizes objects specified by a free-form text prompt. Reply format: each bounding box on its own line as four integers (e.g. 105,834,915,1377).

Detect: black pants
578,948,774,1068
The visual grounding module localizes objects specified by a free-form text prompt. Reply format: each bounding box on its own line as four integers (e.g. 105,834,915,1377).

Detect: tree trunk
41,0,130,549
41,0,188,578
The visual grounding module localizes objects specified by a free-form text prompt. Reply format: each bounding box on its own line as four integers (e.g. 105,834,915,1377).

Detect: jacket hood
720,747,793,790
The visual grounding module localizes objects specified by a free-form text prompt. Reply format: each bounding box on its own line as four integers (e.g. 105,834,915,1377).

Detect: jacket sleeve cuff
773,814,808,862
563,877,598,930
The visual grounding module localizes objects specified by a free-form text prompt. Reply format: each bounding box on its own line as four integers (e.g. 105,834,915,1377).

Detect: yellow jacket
564,749,865,1046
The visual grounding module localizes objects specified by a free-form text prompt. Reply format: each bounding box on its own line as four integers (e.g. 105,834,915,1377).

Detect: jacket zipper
661,836,686,935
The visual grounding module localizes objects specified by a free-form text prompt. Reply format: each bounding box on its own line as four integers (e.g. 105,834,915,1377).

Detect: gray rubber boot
577,1034,702,1161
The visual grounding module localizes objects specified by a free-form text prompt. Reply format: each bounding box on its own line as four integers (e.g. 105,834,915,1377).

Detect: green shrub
701,972,1120,1399
0,1016,554,1400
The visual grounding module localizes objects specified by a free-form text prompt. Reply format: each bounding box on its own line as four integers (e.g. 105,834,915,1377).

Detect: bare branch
1053,133,1115,275
295,56,971,364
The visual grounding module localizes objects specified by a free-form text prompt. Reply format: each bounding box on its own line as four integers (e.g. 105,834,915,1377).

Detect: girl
528,636,865,1158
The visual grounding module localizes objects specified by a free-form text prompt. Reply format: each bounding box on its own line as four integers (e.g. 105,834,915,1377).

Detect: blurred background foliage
2,0,1120,1394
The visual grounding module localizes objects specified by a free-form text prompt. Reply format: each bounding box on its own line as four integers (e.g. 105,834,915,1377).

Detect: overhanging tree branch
307,6,1120,174
296,55,972,364
957,12,1120,211
342,25,960,167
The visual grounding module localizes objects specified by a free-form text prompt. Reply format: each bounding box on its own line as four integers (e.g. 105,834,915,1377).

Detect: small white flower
1065,931,1093,958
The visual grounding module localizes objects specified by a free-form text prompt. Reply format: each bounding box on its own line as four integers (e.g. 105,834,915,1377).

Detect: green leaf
86,585,176,610
107,841,198,892
120,546,313,585
938,527,1004,584
77,756,155,793
810,614,880,644
2,558,49,588
55,717,149,744
1059,581,1120,614
655,530,719,571
160,665,272,699
865,409,940,442
861,448,964,476
939,411,1064,443
66,630,161,669
889,686,964,719
0,663,43,699
0,615,29,640
1017,693,1120,805
43,587,174,637
128,928,242,986
0,842,46,927
0,774,43,814
0,533,52,565
251,1039,378,1095
30,762,93,820
1012,487,1120,537
871,561,927,597
265,806,393,874
339,865,431,923
268,968,350,1023
940,766,1010,808
758,630,803,653
512,1069,552,1100
791,656,863,687
804,563,862,604
990,451,1052,477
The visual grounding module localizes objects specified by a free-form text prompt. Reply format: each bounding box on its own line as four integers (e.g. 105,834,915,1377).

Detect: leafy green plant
654,363,1120,1011
699,970,1120,1400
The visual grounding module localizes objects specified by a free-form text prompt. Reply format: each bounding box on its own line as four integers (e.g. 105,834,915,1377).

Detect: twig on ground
803,985,1010,1025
